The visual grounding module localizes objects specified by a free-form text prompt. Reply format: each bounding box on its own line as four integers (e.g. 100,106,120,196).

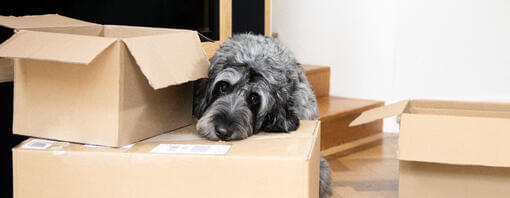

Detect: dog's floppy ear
193,78,210,118
262,99,300,132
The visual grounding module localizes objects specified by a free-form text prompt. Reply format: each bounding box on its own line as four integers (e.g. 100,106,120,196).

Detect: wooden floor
325,133,399,198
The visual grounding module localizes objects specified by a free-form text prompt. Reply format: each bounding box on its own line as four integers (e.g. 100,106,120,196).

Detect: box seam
305,121,320,160
117,40,124,147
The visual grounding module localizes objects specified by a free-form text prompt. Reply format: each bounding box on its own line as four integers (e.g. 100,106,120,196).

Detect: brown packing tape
0,14,97,29
0,30,116,65
349,100,409,127
122,31,210,89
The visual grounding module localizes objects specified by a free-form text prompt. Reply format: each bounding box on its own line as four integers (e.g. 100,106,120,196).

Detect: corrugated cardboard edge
12,147,19,197
0,30,117,65
116,41,127,148
307,121,321,198
409,99,510,112
306,120,320,160
122,31,210,89
0,14,98,29
349,100,409,127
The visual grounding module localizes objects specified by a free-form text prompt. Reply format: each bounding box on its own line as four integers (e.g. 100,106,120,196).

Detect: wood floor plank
333,186,361,198
327,133,399,198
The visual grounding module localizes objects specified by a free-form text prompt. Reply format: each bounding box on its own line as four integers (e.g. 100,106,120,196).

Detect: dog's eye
248,93,260,106
215,81,230,94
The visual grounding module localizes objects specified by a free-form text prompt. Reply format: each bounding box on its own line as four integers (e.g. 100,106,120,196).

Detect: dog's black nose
215,125,232,140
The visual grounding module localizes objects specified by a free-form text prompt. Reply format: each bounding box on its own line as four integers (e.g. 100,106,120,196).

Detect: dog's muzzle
214,121,233,140
197,94,254,141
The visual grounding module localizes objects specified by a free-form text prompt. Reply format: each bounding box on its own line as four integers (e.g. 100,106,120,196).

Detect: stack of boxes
2,15,321,198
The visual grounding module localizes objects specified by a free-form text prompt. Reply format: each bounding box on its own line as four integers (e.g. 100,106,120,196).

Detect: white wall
272,0,510,132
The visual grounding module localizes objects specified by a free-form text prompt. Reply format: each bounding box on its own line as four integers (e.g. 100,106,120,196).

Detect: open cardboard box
350,99,510,197
13,120,321,198
0,14,210,147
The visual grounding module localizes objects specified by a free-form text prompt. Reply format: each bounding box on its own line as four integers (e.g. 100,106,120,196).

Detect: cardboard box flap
0,30,116,65
122,31,209,89
398,114,510,168
349,100,409,127
0,14,97,30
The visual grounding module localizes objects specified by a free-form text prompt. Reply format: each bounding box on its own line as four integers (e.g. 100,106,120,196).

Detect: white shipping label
21,139,55,150
150,144,231,155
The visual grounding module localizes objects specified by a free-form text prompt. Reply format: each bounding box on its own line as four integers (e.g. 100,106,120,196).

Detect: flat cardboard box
13,120,320,198
0,14,210,147
350,99,510,198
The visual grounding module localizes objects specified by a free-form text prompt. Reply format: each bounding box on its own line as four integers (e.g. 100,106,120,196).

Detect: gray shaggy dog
193,33,332,198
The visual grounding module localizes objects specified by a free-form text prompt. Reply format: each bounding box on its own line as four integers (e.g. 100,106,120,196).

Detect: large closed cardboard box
0,14,209,147
13,120,321,198
350,100,510,198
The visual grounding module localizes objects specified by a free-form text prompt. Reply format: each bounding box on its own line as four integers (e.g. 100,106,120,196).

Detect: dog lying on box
193,33,332,198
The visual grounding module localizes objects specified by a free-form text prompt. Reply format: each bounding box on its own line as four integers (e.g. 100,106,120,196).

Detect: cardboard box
13,120,320,198
0,14,210,146
350,99,510,198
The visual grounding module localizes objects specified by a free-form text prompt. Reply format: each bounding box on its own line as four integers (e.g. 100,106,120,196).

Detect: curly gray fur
193,33,332,198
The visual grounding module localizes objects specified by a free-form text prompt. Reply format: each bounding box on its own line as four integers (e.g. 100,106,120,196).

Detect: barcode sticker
21,139,55,150
150,144,231,155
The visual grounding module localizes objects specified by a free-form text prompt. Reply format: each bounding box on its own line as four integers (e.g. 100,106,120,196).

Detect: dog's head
194,34,301,141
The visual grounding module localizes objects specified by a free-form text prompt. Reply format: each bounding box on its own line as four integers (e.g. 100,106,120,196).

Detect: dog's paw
262,110,300,132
